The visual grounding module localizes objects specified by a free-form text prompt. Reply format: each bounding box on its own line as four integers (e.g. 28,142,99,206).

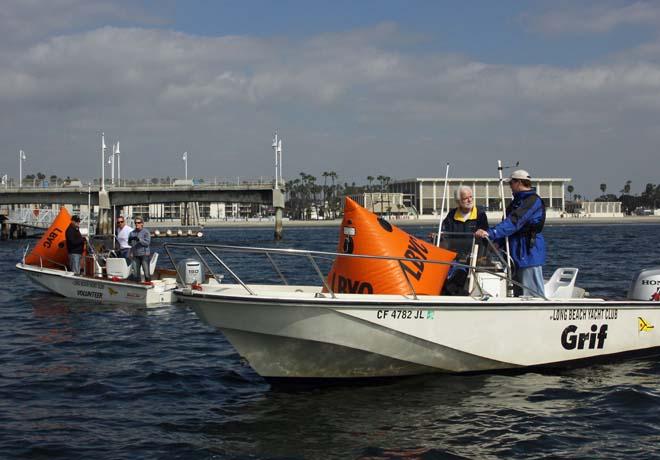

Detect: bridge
0,182,285,238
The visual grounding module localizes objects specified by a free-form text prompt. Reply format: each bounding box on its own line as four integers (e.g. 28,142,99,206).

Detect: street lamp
182,151,188,180
19,150,26,187
272,132,282,189
115,142,121,185
108,143,115,186
100,132,107,191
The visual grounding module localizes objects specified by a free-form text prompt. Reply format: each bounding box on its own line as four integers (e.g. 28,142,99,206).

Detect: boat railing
163,242,547,300
21,241,107,275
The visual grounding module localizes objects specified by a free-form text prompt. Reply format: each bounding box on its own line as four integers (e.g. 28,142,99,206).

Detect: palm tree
567,185,574,201
321,171,330,218
328,171,338,218
623,180,631,195
367,176,375,211
600,183,606,196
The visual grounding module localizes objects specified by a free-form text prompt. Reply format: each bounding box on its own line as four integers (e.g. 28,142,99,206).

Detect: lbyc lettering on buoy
331,273,373,294
42,228,63,248
400,236,429,281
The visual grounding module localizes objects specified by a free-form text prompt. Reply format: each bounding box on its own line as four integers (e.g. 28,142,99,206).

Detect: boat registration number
377,309,434,320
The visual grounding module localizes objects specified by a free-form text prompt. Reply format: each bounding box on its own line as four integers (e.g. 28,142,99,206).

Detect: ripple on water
3,225,660,459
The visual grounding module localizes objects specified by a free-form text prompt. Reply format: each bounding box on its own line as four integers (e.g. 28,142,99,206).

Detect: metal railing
1,176,278,190
7,208,93,229
163,241,546,300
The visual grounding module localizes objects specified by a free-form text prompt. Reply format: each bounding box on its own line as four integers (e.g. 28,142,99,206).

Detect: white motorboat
17,253,178,307
17,246,178,307
167,240,660,379
16,207,178,307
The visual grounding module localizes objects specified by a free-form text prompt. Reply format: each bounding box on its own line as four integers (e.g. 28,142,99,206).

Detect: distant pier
0,183,285,239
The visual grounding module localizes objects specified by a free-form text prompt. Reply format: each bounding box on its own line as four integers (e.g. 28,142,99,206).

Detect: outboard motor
177,258,205,285
628,267,660,301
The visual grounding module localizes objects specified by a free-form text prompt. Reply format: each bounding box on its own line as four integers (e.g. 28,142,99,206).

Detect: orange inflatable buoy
324,197,457,296
25,207,73,269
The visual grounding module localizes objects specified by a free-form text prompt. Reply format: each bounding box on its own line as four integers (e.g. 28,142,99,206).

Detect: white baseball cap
504,169,531,182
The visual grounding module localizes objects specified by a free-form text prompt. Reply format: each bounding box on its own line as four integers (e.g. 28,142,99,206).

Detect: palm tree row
285,173,394,219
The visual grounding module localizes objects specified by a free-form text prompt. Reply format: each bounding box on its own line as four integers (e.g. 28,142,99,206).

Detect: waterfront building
347,192,409,217
389,177,573,219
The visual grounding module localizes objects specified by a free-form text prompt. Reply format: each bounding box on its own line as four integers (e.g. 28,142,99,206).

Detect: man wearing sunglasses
115,216,133,260
475,169,546,297
128,217,152,283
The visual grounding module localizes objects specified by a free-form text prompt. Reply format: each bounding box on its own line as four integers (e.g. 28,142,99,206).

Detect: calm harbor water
2,223,660,459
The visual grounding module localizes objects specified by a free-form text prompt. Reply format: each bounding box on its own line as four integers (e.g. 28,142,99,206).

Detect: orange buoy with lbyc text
25,207,72,269
324,197,456,295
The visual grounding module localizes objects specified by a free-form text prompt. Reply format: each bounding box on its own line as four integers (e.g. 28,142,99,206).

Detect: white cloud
0,0,166,46
522,1,660,35
2,9,660,195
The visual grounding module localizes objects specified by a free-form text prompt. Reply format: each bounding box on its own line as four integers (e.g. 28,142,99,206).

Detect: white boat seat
545,267,579,299
149,252,159,276
106,258,131,279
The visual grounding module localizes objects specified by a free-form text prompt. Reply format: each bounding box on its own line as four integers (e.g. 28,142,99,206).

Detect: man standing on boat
115,216,133,260
65,215,85,275
128,217,151,283
474,169,546,297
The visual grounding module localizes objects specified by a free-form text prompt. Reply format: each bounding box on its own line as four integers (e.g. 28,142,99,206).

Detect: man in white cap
475,169,546,297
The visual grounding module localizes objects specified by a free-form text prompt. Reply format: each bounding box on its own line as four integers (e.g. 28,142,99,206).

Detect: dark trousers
119,248,131,260
132,255,151,282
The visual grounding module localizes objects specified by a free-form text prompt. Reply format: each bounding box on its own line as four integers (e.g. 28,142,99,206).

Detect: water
2,224,660,459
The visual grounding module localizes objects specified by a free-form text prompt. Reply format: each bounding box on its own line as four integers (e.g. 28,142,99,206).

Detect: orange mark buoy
324,197,456,296
25,207,72,269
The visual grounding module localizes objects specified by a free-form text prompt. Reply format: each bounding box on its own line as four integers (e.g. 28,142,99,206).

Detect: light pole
115,142,121,185
19,150,26,187
100,132,107,191
182,151,188,180
272,132,282,189
108,143,115,185
278,137,282,188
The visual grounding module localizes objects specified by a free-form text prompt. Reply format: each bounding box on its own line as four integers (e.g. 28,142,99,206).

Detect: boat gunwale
15,262,177,290
176,285,658,309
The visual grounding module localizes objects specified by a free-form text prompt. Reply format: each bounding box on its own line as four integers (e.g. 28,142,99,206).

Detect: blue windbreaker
487,188,545,268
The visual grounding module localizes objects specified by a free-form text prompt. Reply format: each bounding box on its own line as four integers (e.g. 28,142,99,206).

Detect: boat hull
179,285,660,378
18,263,177,307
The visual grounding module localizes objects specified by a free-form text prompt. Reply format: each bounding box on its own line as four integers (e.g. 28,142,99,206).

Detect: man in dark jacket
475,169,546,297
441,185,489,261
65,215,85,274
440,186,489,295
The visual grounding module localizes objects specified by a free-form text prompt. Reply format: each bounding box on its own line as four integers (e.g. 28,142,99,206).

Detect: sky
2,0,660,198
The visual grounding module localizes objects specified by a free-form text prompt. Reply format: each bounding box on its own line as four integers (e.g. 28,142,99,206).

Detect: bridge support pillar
96,190,112,235
273,189,285,240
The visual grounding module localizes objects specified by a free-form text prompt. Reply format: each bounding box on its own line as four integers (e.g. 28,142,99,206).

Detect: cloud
0,0,167,47
1,8,660,195
522,1,660,35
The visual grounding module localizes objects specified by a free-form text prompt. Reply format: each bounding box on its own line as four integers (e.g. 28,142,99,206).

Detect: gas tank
628,267,660,301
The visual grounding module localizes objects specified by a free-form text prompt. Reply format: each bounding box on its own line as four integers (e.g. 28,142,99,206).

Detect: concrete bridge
0,183,285,238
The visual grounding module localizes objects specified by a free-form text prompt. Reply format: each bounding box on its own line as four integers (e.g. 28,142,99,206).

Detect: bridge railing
0,177,279,190
7,208,93,229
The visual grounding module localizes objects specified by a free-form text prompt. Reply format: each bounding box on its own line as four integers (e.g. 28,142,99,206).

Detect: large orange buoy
324,197,456,295
25,207,73,269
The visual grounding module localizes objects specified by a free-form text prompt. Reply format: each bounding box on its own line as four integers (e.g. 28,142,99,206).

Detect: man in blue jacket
128,217,152,282
475,169,546,297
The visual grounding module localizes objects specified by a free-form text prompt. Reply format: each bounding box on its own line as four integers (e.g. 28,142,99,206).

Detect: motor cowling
177,259,204,285
628,267,660,301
